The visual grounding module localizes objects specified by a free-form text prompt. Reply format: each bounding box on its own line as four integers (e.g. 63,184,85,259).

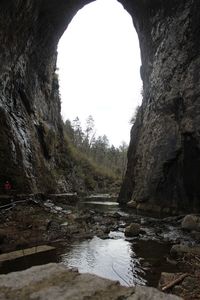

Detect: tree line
64,115,128,178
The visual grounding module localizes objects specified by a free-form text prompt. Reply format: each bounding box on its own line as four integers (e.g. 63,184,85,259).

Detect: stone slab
0,245,55,262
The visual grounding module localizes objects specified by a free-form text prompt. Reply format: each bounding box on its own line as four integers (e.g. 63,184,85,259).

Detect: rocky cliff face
1,0,200,210
0,1,63,192
119,0,200,212
0,0,94,193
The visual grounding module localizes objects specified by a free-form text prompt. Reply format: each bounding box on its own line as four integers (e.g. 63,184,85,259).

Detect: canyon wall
0,0,93,193
119,0,200,212
0,1,64,192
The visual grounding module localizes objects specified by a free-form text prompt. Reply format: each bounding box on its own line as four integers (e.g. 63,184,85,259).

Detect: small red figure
4,181,12,191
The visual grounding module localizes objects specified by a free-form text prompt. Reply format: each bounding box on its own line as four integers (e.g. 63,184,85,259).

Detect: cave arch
57,0,142,146
1,0,200,213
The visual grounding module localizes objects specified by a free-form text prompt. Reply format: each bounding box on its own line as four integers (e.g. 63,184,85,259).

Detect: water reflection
61,236,146,287
0,198,177,286
83,201,119,206
77,199,119,214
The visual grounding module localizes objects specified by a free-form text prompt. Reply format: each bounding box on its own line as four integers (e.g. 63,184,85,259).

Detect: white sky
57,0,142,147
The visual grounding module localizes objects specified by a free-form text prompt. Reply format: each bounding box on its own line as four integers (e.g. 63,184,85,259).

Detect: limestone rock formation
1,0,200,210
0,1,68,193
0,0,114,194
119,0,200,213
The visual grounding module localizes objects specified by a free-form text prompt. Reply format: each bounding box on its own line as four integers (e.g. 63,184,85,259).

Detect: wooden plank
0,245,55,262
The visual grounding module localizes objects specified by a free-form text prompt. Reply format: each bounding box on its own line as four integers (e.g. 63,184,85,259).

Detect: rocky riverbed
0,195,199,299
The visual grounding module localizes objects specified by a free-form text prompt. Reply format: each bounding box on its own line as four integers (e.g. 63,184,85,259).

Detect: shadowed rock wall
0,0,93,193
1,0,199,211
0,1,64,192
119,0,200,213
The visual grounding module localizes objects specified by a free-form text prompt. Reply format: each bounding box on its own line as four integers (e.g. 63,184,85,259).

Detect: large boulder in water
125,223,141,237
181,215,200,231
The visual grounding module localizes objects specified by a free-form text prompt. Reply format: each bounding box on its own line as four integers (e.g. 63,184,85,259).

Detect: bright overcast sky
57,0,142,147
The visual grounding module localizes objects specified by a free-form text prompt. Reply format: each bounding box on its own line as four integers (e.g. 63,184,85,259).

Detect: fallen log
161,273,189,292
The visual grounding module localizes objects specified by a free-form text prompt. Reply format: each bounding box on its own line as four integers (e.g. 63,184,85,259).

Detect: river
0,197,179,287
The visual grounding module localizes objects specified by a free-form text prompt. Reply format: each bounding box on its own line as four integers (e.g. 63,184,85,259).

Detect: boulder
0,263,183,300
181,215,200,231
128,285,182,300
136,203,161,214
170,244,200,257
127,200,137,208
191,230,200,241
125,223,141,237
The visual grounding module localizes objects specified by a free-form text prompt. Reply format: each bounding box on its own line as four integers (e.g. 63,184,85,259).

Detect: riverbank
0,195,199,299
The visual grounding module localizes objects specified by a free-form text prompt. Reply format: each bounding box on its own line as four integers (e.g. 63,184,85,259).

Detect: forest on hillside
63,115,128,179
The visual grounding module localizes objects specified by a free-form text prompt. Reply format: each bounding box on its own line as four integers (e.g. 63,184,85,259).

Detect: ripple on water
60,236,146,287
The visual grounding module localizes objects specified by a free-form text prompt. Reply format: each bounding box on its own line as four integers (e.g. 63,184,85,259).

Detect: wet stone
170,244,200,257
127,200,137,208
191,230,200,241
182,276,198,291
181,215,200,232
125,223,141,237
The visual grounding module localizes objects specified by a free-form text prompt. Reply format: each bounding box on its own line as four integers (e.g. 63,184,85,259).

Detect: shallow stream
0,198,179,287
